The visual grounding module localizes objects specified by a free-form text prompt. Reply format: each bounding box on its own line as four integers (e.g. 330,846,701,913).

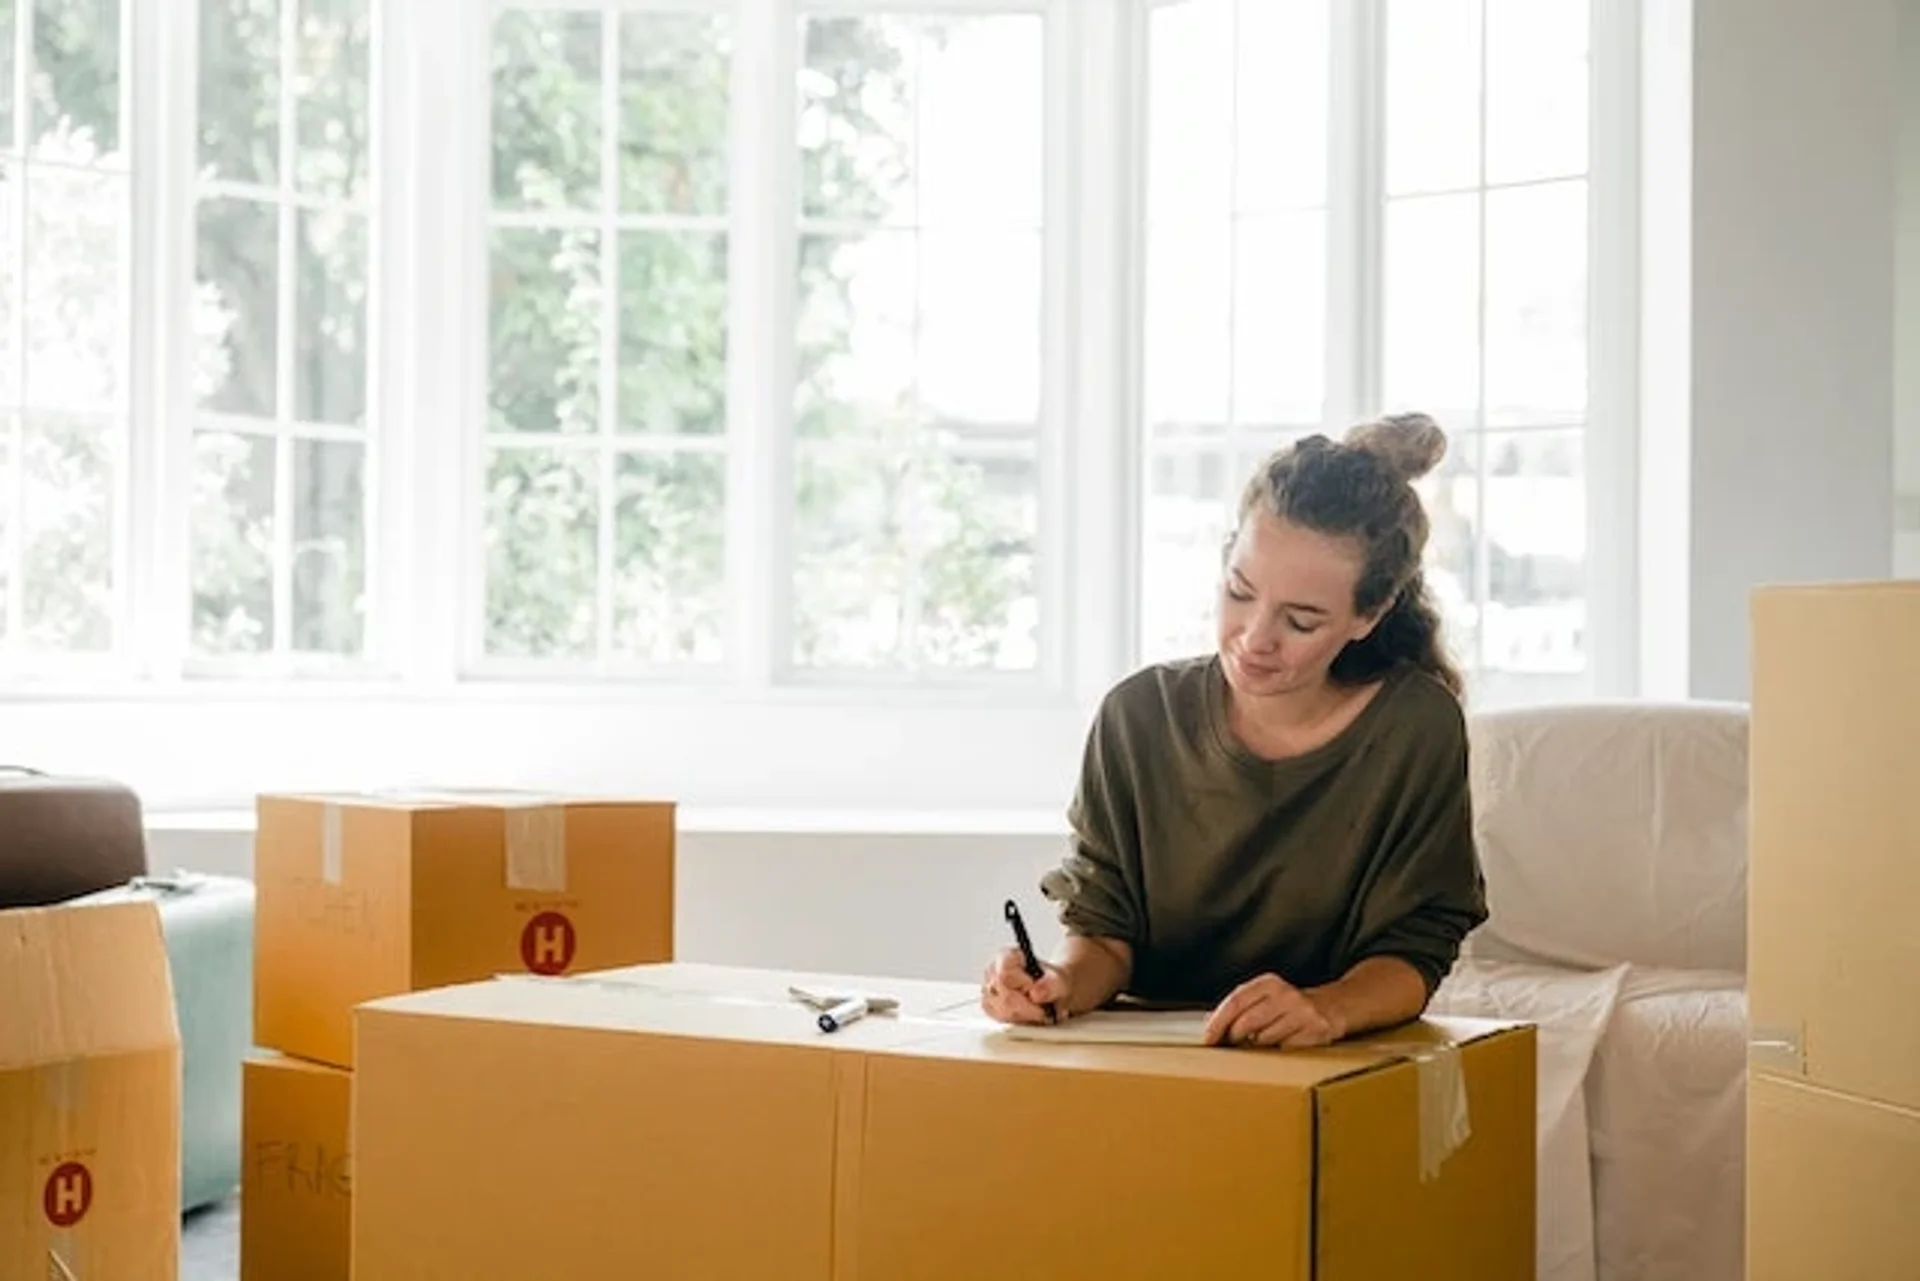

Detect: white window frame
0,0,1640,815
436,0,1082,703
1126,0,1642,703
168,0,393,684
0,0,140,687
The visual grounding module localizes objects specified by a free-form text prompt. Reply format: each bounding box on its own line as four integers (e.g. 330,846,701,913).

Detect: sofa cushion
1464,702,1748,973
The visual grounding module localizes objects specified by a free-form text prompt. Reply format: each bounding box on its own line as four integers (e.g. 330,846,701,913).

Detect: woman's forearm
1308,956,1429,1040
1055,934,1133,1015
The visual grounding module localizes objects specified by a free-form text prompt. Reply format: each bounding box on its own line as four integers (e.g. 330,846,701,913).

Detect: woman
981,413,1487,1049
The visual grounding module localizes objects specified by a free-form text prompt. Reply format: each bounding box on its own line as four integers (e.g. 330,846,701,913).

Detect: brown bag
0,765,149,910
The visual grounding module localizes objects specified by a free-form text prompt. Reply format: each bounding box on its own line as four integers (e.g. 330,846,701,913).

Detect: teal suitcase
72,871,256,1211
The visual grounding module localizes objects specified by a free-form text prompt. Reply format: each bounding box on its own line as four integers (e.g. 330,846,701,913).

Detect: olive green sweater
1040,656,1487,1006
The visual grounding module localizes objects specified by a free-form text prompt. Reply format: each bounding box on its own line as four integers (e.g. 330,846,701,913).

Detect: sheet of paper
999,1008,1212,1046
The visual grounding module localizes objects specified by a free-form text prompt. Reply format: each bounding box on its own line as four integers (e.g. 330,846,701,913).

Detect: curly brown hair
1233,413,1464,698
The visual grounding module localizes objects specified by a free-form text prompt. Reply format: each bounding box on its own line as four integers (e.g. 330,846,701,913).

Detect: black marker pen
1004,898,1058,1025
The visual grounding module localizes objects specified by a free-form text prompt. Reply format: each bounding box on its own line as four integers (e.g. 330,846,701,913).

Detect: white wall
1643,0,1901,701
1897,0,1920,577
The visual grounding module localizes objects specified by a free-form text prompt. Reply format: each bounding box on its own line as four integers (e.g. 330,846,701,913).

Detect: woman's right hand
980,947,1071,1025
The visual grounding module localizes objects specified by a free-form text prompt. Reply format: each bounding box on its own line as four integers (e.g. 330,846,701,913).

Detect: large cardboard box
254,790,676,1067
1749,583,1920,1110
1748,1074,1920,1281
350,963,1536,1281
1,899,182,1279
240,1054,352,1281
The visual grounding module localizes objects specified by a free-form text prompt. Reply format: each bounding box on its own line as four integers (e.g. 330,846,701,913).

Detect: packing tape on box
1357,1038,1472,1182
320,803,344,885
40,1052,87,1116
40,1057,86,1279
502,804,568,892
1748,1021,1807,1076
352,787,570,892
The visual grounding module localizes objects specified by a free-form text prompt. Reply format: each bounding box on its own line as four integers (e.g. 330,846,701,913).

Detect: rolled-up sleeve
1040,700,1145,946
1348,709,1489,996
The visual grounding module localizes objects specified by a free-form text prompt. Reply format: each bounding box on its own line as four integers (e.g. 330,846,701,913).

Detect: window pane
1414,430,1482,675
792,13,1046,675
1486,0,1588,185
1140,446,1229,665
617,231,726,435
1232,211,1324,426
611,450,724,664
25,163,124,412
32,0,120,162
0,168,14,403
918,448,1038,671
195,196,279,417
1481,428,1586,687
295,0,371,202
1382,192,1480,424
0,5,16,147
198,0,278,186
294,207,367,426
20,415,111,650
618,11,730,217
483,446,597,660
1144,224,1230,431
1485,179,1587,426
489,226,601,435
798,16,915,224
290,437,364,655
1384,0,1482,196
191,429,275,656
491,10,602,212
793,441,1036,671
919,229,1040,428
1234,0,1329,212
794,230,915,441
918,16,1041,228
1146,0,1231,223
793,443,908,669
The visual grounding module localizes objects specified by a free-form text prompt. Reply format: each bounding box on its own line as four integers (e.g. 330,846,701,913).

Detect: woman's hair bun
1344,412,1447,483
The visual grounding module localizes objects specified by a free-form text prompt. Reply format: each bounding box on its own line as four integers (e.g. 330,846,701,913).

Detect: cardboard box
1750,583,1920,1110
1,899,182,1279
240,1054,352,1281
1748,1073,1920,1281
351,963,1535,1281
254,790,676,1068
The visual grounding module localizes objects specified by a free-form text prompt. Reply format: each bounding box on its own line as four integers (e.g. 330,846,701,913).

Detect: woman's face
1216,512,1380,698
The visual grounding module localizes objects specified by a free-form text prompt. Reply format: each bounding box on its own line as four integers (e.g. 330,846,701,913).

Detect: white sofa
1432,701,1750,1281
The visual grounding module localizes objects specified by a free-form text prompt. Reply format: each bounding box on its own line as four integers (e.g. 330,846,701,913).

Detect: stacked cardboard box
347,961,1537,1280
1749,584,1920,1279
1,899,182,1278
239,791,676,1281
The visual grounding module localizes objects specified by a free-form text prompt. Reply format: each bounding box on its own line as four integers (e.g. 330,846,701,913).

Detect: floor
181,1197,240,1281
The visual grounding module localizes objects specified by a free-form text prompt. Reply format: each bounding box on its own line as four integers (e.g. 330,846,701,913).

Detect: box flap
0,900,179,1071
355,965,967,1054
900,1010,1518,1092
359,964,1517,1096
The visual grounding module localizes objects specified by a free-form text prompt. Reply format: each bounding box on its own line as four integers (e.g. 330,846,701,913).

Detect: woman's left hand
1202,973,1346,1049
